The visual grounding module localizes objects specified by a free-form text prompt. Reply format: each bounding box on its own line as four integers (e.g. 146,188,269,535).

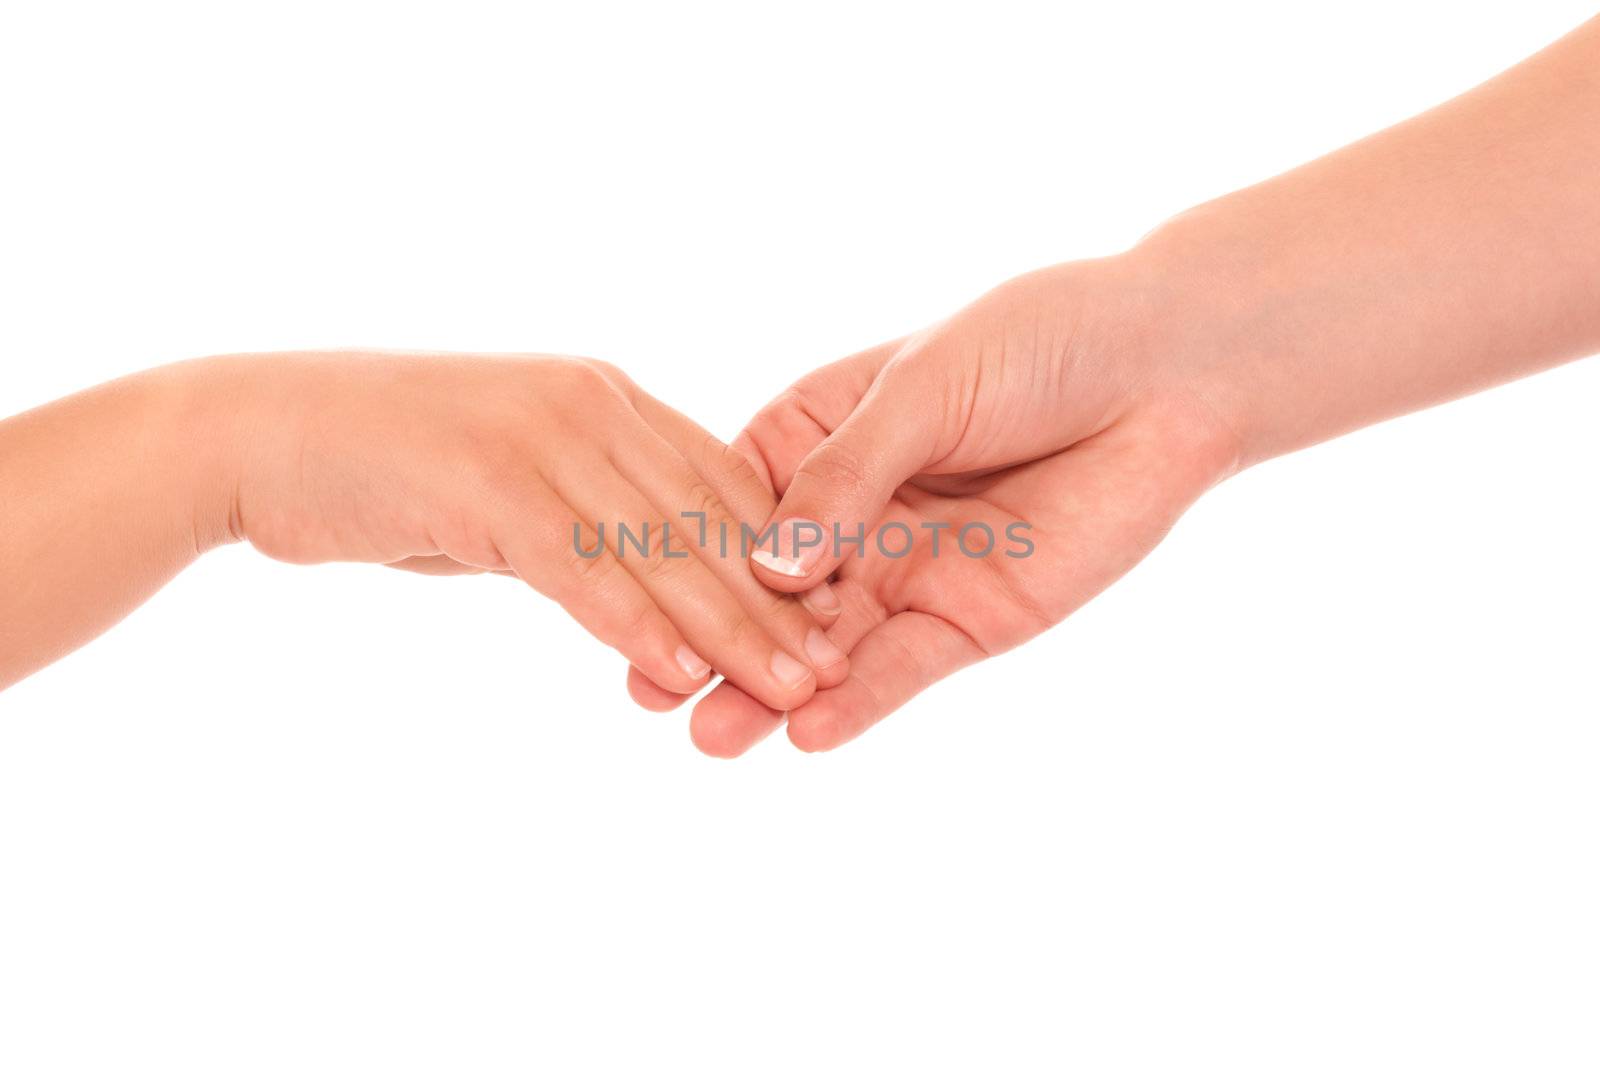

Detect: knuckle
768,385,830,438
773,386,813,418
975,267,1054,321
718,609,762,656
698,434,770,501
782,373,837,415
802,438,872,495
578,358,634,394
550,358,630,413
644,519,677,560
630,524,691,582
679,474,726,528
693,431,736,476
612,596,659,645
566,543,612,586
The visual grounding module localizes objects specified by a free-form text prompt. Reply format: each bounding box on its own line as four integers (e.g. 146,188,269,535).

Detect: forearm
0,361,240,690
1138,16,1600,468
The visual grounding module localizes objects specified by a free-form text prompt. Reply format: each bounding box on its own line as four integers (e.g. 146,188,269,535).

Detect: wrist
158,354,299,555
147,358,242,553
1034,244,1248,487
1117,206,1284,474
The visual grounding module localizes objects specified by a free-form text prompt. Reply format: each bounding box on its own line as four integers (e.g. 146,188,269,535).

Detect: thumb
749,355,942,591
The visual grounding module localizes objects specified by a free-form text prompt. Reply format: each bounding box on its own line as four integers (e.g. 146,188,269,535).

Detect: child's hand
202,351,847,709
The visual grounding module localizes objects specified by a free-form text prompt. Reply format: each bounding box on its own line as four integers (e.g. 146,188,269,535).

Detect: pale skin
4,18,1598,755
0,354,849,706
641,15,1600,754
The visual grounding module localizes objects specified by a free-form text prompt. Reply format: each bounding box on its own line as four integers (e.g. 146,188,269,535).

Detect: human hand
626,255,1239,754
666,13,1600,753
205,351,847,710
738,258,1243,588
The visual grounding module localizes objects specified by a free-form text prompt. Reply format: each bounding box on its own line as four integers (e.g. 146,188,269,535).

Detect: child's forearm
1139,16,1600,468
0,362,240,689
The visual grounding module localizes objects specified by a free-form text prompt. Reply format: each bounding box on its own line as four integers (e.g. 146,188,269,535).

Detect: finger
785,610,985,753
626,391,778,520
774,422,1220,751
748,346,944,591
385,554,490,576
622,389,843,627
687,575,883,756
627,664,695,712
607,424,850,690
733,339,904,495
551,463,825,712
604,390,840,716
384,554,519,578
495,494,715,697
689,679,786,758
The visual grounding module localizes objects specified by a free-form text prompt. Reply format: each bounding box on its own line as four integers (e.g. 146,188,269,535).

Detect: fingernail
750,518,828,578
800,581,842,618
770,649,812,688
676,645,711,680
804,627,845,669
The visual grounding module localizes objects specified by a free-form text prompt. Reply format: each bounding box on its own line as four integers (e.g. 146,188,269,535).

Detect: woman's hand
621,284,1238,755
668,17,1600,753
1,352,847,705
732,259,1237,590
742,17,1600,597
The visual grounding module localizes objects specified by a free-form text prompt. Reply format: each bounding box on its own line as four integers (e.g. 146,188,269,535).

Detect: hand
208,351,848,710
666,14,1600,753
737,258,1241,587
625,256,1239,754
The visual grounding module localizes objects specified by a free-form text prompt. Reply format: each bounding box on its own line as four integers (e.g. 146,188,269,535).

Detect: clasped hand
7,19,1597,755
179,255,1236,757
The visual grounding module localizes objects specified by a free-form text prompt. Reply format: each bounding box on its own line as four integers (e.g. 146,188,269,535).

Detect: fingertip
767,649,817,709
749,552,826,593
673,644,712,687
627,664,695,712
786,709,846,753
690,684,784,758
690,720,754,759
799,581,843,623
640,643,711,697
786,684,874,752
805,627,850,689
749,517,833,591
812,658,850,690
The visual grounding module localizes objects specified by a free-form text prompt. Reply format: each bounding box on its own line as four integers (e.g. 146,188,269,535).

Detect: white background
3,2,1598,1067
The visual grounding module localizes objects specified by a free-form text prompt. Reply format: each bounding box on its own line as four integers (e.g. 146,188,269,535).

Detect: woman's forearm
1139,16,1600,468
0,362,241,689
